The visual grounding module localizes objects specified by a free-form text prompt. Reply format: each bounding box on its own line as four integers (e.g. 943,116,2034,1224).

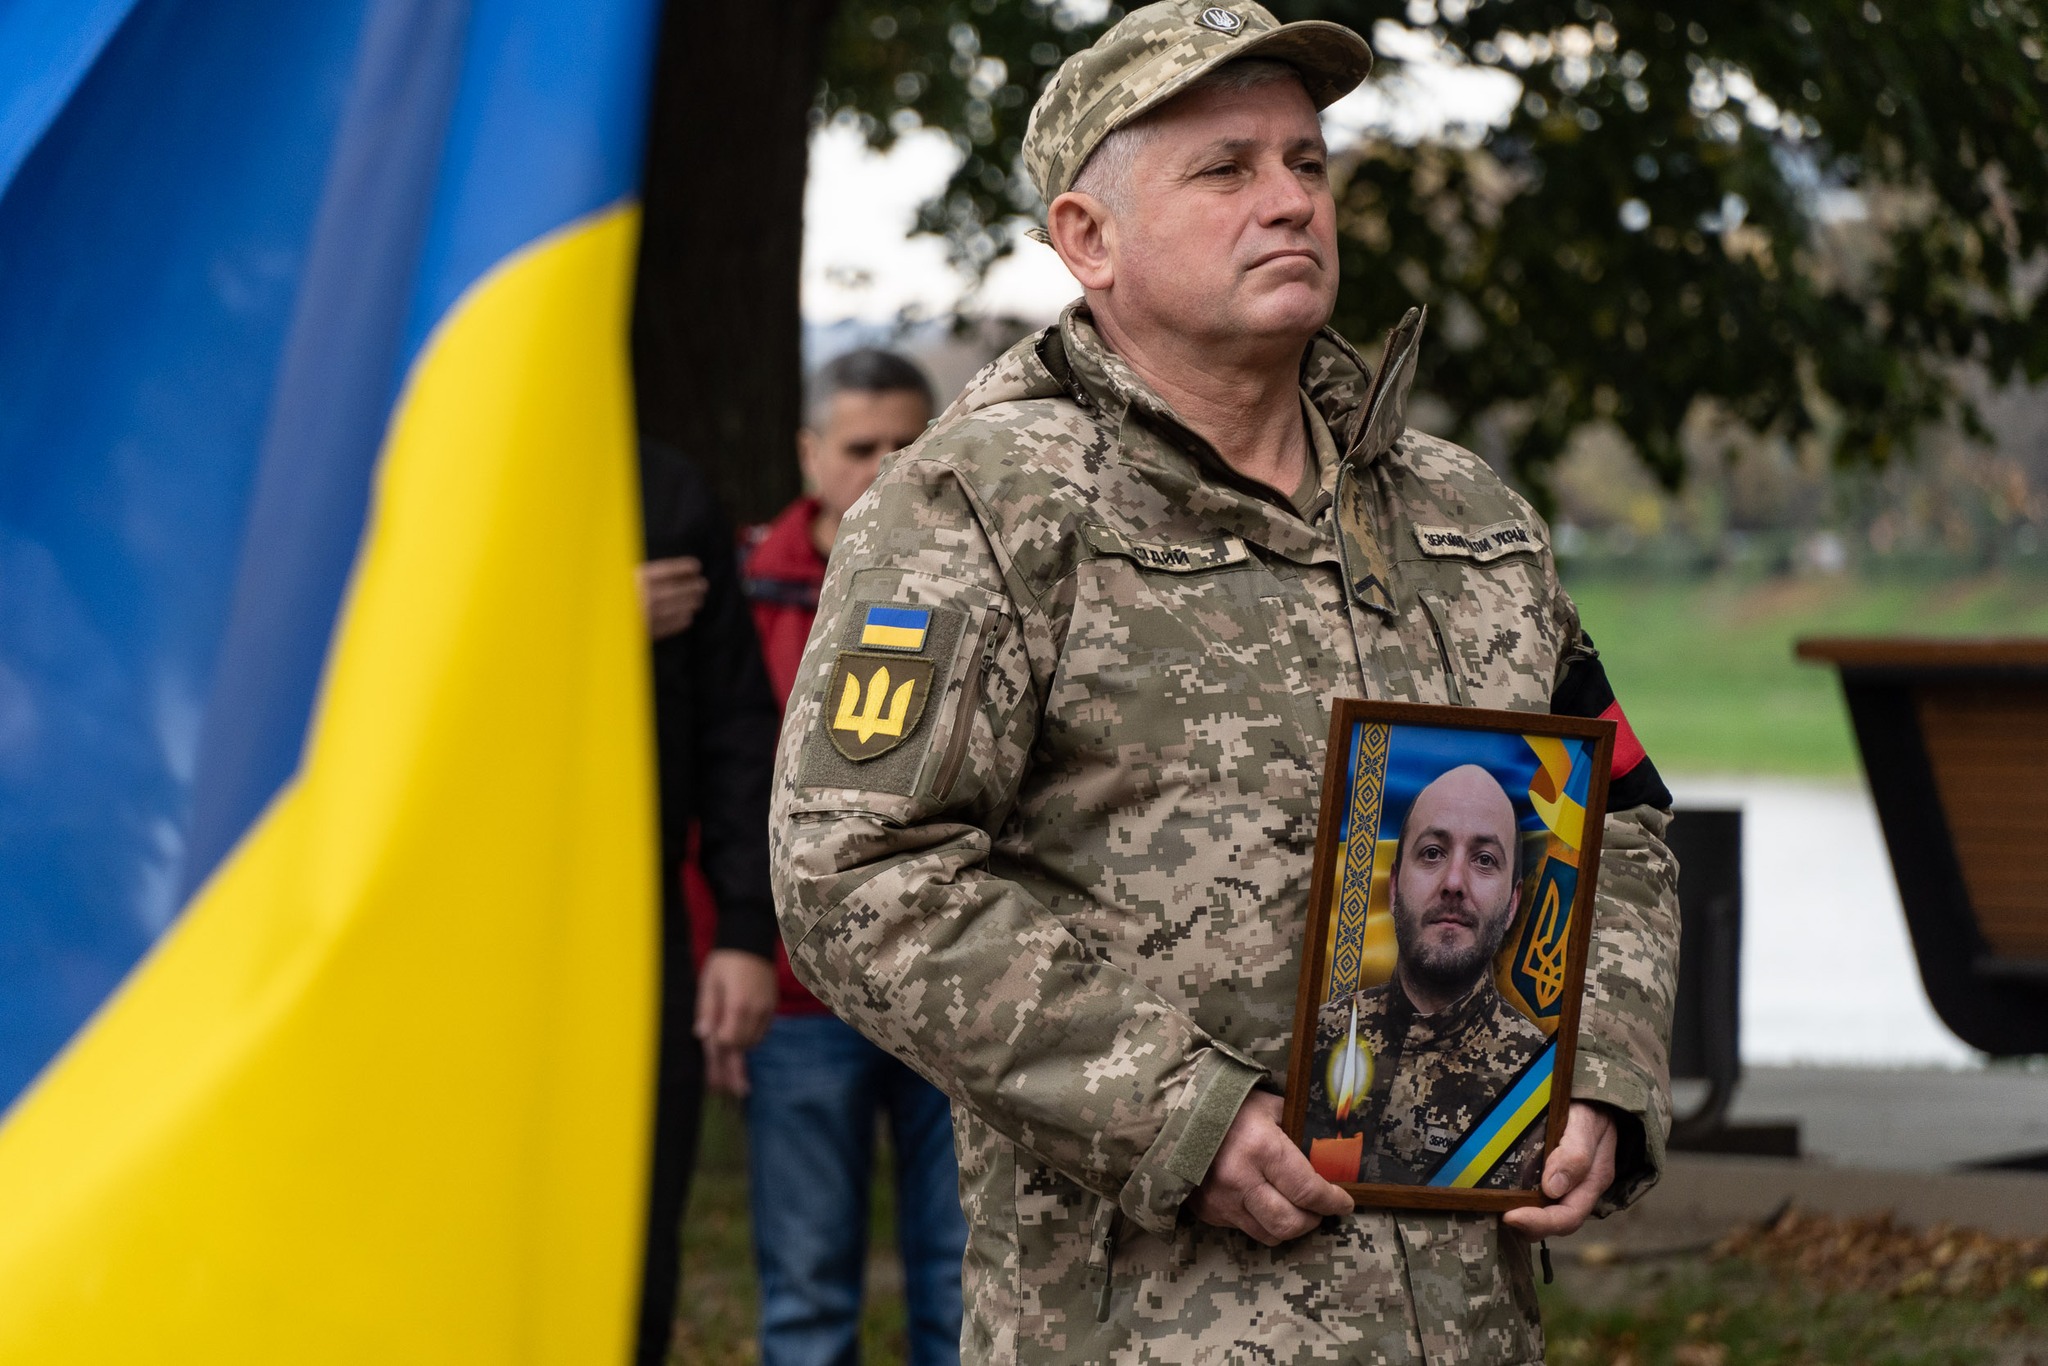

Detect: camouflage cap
1021,1,1373,213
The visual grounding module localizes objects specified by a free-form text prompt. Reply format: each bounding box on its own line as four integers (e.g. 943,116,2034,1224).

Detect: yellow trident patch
827,652,934,761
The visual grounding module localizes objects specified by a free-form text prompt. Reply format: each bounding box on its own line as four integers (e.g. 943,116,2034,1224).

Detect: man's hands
1191,1094,1617,1247
1190,1090,1354,1246
1502,1101,1617,1240
696,949,776,1097
639,556,708,640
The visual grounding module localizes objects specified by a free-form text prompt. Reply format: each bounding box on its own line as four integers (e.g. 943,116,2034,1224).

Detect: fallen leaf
1713,1205,2048,1300
1577,1241,1618,1267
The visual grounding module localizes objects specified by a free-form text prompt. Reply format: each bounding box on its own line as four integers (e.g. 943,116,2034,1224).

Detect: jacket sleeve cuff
711,896,779,959
1571,1050,1666,1216
1116,1043,1267,1237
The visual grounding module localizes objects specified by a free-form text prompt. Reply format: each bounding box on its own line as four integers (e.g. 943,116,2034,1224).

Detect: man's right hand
639,555,708,640
1189,1089,1354,1246
695,948,777,1097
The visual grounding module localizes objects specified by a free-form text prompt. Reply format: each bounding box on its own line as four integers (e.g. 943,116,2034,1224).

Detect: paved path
1557,1152,2048,1251
1601,783,2048,1241
1670,776,1980,1068
1727,1064,2048,1173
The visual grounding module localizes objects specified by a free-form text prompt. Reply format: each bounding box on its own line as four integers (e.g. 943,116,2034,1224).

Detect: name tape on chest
1082,523,1250,574
1411,519,1537,564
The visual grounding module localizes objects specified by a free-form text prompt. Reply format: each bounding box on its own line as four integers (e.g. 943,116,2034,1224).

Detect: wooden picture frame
1281,699,1616,1212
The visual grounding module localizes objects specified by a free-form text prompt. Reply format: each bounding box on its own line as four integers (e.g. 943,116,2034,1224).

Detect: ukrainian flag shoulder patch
860,604,931,652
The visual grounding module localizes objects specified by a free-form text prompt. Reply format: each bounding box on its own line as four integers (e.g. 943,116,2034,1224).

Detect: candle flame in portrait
1326,998,1372,1123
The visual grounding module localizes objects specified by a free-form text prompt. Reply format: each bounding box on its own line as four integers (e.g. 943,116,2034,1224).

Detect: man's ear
1047,190,1116,291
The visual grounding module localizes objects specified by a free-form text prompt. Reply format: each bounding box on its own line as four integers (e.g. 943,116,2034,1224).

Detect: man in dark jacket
634,436,780,1366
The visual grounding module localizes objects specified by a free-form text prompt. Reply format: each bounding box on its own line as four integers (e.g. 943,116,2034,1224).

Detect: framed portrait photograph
1281,700,1616,1212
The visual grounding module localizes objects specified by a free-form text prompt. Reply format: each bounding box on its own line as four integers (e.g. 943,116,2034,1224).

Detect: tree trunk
634,0,840,529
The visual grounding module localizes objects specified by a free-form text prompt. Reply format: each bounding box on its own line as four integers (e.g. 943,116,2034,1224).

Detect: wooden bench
1796,639,2048,1056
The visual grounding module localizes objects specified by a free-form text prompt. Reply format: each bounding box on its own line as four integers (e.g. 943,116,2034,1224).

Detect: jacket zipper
1419,593,1468,706
1094,1210,1121,1321
933,609,1001,803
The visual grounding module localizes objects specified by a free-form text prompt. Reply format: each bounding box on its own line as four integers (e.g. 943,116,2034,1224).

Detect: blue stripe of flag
864,606,930,631
0,0,661,1112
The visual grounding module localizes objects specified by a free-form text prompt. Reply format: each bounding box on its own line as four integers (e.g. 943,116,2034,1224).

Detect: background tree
635,1,839,525
818,0,2048,505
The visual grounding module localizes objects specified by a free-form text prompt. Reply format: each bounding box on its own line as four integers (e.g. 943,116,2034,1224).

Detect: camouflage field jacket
769,303,1681,1366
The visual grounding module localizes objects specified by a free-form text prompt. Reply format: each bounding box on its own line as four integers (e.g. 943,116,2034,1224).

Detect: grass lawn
1541,1257,2048,1366
1562,570,2048,778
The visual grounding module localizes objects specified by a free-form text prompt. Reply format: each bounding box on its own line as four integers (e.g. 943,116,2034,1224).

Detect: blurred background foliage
816,0,2048,513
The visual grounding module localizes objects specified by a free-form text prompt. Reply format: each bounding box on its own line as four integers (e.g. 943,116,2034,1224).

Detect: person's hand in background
639,555,707,640
696,948,777,1096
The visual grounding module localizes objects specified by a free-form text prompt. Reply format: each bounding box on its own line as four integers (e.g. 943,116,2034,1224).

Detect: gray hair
803,347,935,431
1068,58,1309,216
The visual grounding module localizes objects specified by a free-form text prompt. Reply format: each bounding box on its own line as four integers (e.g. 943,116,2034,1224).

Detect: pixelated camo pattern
769,303,1681,1365
1304,984,1549,1191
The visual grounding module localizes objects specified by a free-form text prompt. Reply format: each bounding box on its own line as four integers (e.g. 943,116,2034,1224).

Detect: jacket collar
1026,302,1425,564
1050,300,1421,466
1398,971,1513,1048
745,495,826,585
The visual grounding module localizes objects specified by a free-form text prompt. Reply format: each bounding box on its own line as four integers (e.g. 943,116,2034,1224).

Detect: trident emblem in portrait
1283,700,1616,1212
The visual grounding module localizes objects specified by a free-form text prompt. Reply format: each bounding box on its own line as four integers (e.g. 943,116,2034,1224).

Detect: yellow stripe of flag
860,605,930,651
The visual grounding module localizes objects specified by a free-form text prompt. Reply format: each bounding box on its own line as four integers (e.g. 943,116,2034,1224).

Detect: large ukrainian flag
0,0,661,1358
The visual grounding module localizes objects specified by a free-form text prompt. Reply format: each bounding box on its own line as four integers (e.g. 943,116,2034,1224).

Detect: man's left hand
1501,1101,1617,1240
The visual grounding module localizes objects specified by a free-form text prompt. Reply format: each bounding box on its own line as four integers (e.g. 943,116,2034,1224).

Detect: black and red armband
1550,633,1673,812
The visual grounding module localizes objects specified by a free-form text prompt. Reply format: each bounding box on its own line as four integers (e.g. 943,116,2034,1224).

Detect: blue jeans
745,1013,967,1366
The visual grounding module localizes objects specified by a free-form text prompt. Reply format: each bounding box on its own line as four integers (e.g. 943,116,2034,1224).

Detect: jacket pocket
1013,1161,1108,1360
1398,558,1560,711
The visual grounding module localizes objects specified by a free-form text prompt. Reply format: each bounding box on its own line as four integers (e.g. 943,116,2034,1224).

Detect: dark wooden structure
1796,639,2048,1056
1666,808,1742,1138
1662,808,1802,1155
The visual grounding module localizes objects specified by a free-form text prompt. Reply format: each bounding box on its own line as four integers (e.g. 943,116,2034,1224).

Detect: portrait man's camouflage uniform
1305,981,1550,1191
769,4,1680,1363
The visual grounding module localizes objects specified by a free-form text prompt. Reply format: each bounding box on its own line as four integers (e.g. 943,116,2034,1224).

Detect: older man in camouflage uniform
769,3,1679,1363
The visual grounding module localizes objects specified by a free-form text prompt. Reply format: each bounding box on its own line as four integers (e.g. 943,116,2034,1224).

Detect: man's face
1391,765,1522,1000
1100,76,1339,353
800,387,932,527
